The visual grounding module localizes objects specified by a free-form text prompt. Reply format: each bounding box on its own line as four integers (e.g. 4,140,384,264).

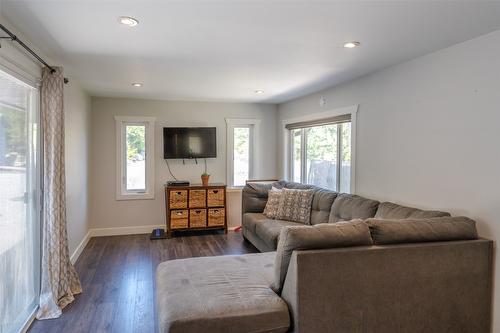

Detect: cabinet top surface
165,183,226,189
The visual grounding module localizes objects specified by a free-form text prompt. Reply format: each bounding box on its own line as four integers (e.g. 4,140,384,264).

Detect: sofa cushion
273,221,373,292
242,212,267,234
366,216,478,245
263,187,283,219
310,189,338,225
276,189,315,224
329,194,379,223
282,181,315,190
255,219,304,250
375,202,451,219
156,252,290,333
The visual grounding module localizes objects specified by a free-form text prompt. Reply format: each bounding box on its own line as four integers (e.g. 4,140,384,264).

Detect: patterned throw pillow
276,189,314,224
263,187,283,219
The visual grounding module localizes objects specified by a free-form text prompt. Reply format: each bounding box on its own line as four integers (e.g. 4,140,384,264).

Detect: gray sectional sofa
156,181,493,333
241,181,450,252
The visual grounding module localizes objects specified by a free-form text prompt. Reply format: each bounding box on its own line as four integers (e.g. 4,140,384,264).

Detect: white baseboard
69,225,236,264
70,230,91,264
90,224,165,237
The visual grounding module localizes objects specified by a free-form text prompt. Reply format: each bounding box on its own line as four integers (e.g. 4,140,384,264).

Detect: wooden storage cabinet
165,183,227,236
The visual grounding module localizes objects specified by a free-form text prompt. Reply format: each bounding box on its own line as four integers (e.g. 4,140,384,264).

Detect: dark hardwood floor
28,231,258,333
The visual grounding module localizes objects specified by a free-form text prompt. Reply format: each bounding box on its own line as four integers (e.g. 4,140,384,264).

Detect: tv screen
163,127,217,159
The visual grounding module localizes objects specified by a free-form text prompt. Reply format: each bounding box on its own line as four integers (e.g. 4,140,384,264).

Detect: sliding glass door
0,70,40,333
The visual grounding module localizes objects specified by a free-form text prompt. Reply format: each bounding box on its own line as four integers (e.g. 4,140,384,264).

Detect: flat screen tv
163,127,217,159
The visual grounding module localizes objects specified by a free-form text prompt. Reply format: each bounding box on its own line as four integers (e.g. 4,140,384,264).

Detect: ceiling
2,0,500,104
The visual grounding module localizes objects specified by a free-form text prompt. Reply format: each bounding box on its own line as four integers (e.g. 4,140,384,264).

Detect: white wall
278,29,500,330
90,97,277,230
64,80,91,255
226,189,243,229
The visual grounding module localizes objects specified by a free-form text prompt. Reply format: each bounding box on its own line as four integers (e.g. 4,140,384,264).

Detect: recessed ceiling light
343,41,360,48
254,90,264,94
118,16,139,27
132,83,142,87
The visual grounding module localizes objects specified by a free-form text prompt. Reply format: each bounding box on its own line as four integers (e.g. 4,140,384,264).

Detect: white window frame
115,116,155,200
225,118,261,188
282,104,358,193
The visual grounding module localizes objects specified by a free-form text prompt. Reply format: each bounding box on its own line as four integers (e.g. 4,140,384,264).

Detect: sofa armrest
281,239,493,333
241,180,316,216
242,181,276,215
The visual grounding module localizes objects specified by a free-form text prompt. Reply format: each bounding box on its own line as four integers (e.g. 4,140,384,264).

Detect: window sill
116,193,155,201
226,186,244,192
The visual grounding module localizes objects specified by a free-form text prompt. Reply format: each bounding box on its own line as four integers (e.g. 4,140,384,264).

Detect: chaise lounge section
156,252,290,333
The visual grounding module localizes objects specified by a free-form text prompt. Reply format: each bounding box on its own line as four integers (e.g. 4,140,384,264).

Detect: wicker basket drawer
208,208,225,226
189,190,206,208
170,210,188,229
169,190,188,209
207,188,224,207
190,209,207,228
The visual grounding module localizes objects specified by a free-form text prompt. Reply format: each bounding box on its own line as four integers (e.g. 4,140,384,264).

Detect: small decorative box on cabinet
165,183,227,236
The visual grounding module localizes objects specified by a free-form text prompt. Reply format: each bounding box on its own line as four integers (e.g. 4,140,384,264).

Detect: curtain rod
0,23,69,83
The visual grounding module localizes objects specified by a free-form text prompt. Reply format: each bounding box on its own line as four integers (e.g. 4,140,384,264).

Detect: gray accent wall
277,29,500,331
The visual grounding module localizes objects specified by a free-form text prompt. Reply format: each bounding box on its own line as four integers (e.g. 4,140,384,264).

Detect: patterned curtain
36,67,81,320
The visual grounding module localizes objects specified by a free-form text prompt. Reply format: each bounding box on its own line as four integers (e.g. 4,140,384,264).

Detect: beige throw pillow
276,188,314,224
263,187,282,219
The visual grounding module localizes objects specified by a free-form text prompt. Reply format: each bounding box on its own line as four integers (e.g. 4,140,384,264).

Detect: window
115,116,155,200
287,112,353,192
233,127,251,186
226,119,260,187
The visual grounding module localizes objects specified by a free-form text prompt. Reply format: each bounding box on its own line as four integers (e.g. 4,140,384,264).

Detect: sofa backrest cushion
329,194,379,223
310,189,338,225
366,216,478,245
276,189,315,224
375,202,451,219
282,181,316,190
273,220,373,293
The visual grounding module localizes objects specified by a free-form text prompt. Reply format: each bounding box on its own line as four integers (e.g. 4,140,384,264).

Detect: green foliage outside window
306,125,338,161
234,127,249,155
0,105,27,166
126,125,145,161
341,123,351,163
296,123,351,163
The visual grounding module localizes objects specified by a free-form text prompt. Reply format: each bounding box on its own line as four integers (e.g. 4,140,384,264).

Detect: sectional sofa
241,180,451,252
156,181,493,333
